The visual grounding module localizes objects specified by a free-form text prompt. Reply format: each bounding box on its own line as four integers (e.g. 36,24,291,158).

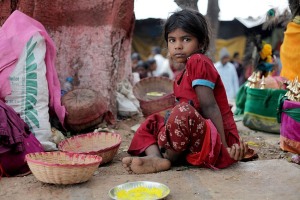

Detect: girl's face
167,28,201,64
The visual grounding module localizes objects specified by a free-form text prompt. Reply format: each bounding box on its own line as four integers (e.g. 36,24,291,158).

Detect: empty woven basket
26,152,102,185
58,132,122,164
133,77,175,117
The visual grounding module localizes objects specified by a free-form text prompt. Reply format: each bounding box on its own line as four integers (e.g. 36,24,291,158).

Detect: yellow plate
108,181,170,200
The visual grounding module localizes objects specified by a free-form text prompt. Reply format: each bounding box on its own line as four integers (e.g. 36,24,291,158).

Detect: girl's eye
168,38,175,43
183,37,191,42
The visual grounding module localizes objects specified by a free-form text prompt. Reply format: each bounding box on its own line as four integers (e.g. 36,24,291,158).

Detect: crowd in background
215,46,282,101
131,46,184,84
131,45,282,102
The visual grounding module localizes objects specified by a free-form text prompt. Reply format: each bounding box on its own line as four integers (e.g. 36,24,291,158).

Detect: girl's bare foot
122,156,171,174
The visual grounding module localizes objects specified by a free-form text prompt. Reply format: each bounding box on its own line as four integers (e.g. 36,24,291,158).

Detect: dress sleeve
186,54,219,90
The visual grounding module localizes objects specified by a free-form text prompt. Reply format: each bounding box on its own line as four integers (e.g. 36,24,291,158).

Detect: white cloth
116,79,141,117
214,61,239,101
132,72,140,85
159,59,174,79
152,54,166,77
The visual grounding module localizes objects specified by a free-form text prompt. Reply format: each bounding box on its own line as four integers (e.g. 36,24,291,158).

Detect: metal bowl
108,181,170,200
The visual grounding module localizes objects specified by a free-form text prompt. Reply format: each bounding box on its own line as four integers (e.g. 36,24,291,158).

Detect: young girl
122,9,249,174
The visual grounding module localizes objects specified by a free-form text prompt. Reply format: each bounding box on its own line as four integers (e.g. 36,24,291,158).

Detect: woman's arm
194,85,228,147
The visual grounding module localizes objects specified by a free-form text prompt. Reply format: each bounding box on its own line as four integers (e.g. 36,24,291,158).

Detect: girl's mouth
174,53,186,58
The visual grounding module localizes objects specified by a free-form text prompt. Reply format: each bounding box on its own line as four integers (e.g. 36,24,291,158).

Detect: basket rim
58,132,122,154
138,93,175,104
25,152,102,167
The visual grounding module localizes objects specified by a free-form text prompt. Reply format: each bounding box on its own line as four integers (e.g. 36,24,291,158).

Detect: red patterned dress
127,54,240,169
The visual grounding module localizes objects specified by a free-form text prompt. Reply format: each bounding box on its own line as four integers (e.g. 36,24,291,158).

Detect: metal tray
108,181,170,200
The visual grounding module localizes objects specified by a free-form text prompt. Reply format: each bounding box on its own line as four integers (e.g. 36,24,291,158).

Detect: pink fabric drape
0,10,65,126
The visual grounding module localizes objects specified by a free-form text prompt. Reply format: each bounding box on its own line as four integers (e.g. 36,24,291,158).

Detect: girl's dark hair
164,9,210,54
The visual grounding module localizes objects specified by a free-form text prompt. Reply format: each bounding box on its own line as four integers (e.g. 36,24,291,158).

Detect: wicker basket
62,88,108,132
58,132,122,164
26,152,102,185
133,77,175,117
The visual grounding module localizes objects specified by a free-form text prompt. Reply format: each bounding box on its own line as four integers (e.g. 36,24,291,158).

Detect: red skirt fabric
127,102,239,169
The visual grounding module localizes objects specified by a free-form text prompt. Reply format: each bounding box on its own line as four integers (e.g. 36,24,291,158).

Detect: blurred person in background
131,52,142,84
131,52,141,72
231,52,244,85
160,55,175,79
150,46,167,77
214,47,239,101
146,58,157,77
135,60,149,80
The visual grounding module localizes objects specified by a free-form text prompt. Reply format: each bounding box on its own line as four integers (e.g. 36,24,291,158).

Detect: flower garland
256,42,274,74
259,43,273,63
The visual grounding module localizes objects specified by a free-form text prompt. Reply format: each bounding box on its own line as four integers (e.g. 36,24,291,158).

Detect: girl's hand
226,139,249,161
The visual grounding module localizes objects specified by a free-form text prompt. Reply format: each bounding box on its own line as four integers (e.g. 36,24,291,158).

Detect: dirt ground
63,113,294,178
0,114,298,200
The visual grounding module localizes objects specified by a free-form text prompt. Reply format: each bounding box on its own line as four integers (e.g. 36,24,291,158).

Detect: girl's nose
174,41,183,50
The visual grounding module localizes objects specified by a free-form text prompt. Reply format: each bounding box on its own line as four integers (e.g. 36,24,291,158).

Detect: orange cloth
280,22,300,81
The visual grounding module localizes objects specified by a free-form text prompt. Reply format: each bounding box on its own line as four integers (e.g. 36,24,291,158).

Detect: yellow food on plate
146,92,165,97
116,186,163,200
